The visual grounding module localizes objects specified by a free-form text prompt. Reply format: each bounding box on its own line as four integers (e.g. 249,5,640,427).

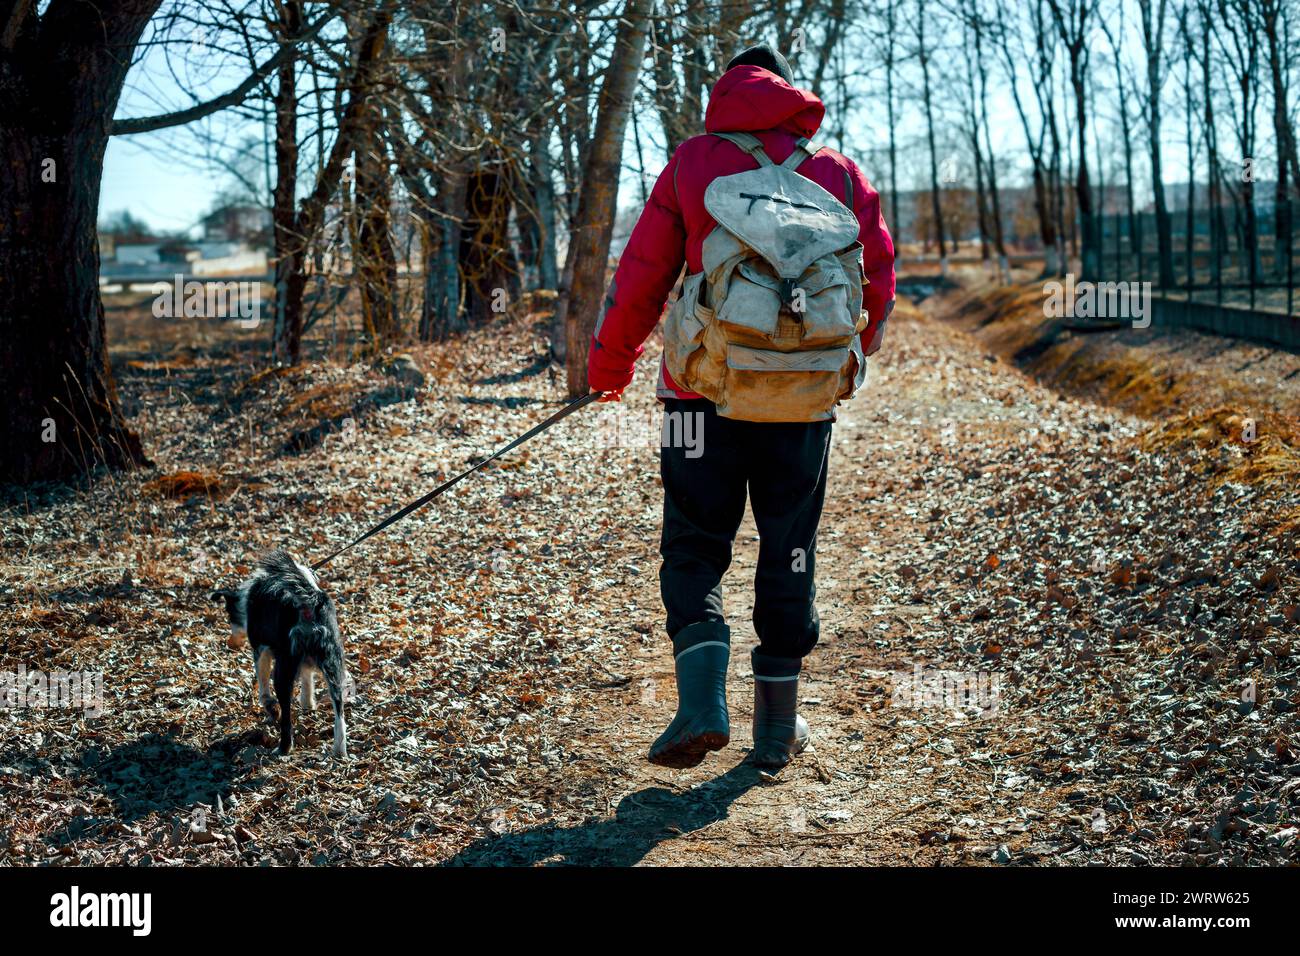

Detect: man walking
586,43,896,768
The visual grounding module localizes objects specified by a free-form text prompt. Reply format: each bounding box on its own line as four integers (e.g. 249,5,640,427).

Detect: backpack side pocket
663,272,712,391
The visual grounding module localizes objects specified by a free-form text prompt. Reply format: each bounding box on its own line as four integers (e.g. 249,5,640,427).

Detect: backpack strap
779,137,821,170
711,131,774,167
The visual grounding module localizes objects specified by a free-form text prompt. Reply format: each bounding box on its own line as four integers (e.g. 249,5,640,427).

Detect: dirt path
4,287,1296,867
449,305,1125,867
447,297,1298,867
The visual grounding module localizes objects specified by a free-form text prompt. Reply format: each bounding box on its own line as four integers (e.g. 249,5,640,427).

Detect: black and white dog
212,550,348,758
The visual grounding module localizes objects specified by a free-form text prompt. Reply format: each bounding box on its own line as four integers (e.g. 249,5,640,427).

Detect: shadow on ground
41,731,265,852
444,761,767,866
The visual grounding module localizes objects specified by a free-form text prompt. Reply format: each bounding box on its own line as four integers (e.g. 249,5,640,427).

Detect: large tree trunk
354,130,399,347
351,14,398,350
0,0,157,484
563,0,650,396
530,127,560,291
459,163,519,326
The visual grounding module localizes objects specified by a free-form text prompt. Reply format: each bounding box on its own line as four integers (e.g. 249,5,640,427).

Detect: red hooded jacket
586,64,897,398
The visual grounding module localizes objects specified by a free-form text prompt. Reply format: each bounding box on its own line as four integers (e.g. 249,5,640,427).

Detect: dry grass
276,383,352,422
926,274,1300,545
1044,347,1188,416
1141,405,1300,490
930,274,1300,421
141,470,232,499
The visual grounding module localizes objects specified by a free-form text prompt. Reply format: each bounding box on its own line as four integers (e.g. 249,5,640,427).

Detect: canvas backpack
663,131,869,422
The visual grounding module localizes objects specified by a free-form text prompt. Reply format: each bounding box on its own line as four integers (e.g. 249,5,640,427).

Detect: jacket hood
703,65,825,138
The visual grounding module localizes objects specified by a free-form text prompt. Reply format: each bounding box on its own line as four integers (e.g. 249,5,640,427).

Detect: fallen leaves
3,275,1297,869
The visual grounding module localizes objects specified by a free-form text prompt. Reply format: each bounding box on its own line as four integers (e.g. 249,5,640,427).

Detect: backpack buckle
778,278,801,318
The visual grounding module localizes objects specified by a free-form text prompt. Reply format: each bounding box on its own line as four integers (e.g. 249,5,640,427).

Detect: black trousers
659,398,832,659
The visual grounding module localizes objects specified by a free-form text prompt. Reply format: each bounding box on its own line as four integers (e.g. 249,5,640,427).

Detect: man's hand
590,387,623,403
864,301,894,357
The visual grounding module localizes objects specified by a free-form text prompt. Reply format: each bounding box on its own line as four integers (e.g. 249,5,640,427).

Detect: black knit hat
725,42,794,85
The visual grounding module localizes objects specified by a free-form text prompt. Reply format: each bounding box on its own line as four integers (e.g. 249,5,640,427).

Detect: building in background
100,205,271,281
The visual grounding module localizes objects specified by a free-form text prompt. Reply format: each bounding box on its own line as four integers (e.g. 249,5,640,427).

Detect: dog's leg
298,665,316,712
256,647,277,723
273,656,297,755
318,655,348,760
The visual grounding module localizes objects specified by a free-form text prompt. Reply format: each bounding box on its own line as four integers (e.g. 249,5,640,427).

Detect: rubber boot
750,650,810,768
648,622,731,768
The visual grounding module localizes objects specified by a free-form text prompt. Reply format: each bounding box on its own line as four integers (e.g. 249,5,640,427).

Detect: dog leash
311,391,603,570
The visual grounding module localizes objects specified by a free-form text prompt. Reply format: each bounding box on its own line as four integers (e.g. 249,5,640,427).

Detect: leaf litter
1,284,1297,866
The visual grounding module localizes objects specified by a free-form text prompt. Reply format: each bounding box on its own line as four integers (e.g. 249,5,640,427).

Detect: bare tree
1260,0,1299,276
1137,0,1176,286
914,0,949,273
563,0,651,395
994,0,1061,273
878,0,903,255
1178,3,1199,278
351,10,399,349
1215,0,1263,282
1047,0,1100,277
1099,5,1139,269
273,6,391,363
1192,0,1229,285
956,0,1007,274
972,2,1009,276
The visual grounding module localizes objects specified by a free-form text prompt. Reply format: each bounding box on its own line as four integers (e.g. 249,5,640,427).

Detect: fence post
1115,211,1121,280
1249,199,1257,312
1190,201,1196,321
1214,201,1223,316
1287,198,1294,320
1137,209,1144,290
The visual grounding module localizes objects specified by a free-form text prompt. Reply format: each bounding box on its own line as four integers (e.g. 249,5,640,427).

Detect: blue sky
102,22,261,236
102,137,217,234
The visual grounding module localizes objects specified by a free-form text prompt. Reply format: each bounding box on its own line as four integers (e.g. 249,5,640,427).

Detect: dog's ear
210,588,240,618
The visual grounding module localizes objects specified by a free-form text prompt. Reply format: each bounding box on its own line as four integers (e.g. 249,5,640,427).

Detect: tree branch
110,7,344,136
0,0,34,52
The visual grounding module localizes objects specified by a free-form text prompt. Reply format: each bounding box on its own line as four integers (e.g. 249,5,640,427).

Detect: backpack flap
703,167,859,285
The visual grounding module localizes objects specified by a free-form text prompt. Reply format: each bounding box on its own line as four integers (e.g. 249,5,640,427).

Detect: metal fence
1087,200,1298,348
